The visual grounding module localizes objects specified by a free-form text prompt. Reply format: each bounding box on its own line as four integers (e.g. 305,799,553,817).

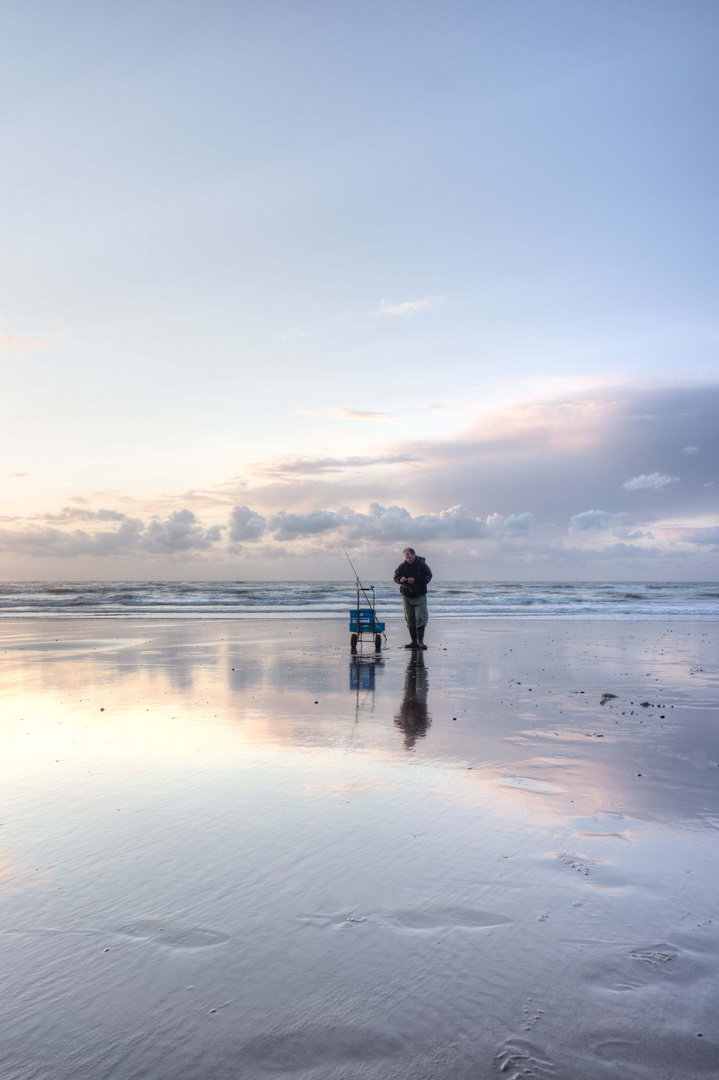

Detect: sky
1,0,718,580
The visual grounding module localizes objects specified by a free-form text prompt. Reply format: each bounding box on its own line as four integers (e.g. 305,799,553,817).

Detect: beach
1,616,718,1079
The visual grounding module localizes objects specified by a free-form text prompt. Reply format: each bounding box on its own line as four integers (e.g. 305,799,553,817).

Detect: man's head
403,547,416,563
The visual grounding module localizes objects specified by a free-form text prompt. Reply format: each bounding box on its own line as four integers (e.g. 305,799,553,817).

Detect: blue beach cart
344,549,385,653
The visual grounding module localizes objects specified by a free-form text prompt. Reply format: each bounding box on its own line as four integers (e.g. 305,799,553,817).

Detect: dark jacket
393,556,432,598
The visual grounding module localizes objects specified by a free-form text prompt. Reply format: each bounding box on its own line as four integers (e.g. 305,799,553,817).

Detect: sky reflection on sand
1,618,718,1079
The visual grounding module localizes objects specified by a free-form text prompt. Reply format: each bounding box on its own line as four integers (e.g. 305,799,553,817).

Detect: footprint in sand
117,920,230,948
298,912,369,928
630,947,677,965
586,942,702,993
496,1037,556,1078
571,811,648,841
590,1032,718,1072
387,907,512,931
299,907,512,932
549,851,628,889
500,776,566,795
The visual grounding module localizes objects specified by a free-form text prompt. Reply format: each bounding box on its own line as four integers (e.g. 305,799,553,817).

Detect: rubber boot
417,626,427,650
405,630,418,648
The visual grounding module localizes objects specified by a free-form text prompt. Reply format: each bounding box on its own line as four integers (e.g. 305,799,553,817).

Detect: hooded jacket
393,556,432,598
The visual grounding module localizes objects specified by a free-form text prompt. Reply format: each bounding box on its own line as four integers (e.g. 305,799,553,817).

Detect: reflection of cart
344,549,386,653
349,654,384,726
350,656,379,692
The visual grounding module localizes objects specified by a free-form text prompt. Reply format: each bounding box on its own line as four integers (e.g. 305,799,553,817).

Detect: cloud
623,472,679,491
590,541,663,559
2,472,31,479
341,504,532,543
378,296,446,316
228,505,267,542
689,526,719,547
570,509,624,531
280,329,305,339
140,510,222,553
342,504,481,542
417,401,464,415
3,382,717,577
490,512,535,533
41,507,130,523
0,509,221,558
0,329,69,357
0,521,143,558
239,543,294,560
268,510,344,540
251,453,420,478
228,382,717,576
612,526,649,540
228,503,537,546
298,408,404,420
682,446,699,454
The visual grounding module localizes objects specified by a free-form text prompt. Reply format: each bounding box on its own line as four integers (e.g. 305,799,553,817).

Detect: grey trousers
402,594,428,632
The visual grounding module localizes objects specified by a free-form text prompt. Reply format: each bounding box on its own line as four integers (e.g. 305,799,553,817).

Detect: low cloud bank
0,502,537,559
227,503,535,545
0,510,221,559
1,384,716,576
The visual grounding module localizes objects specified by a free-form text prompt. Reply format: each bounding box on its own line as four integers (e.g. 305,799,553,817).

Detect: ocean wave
0,581,716,619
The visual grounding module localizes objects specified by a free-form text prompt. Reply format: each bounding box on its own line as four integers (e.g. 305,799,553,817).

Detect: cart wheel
375,633,382,652
350,633,358,653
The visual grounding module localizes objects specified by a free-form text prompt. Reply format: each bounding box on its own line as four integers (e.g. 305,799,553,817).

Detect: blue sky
1,0,718,578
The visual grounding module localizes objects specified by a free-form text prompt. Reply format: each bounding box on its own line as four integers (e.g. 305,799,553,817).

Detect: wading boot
417,627,427,650
405,631,418,648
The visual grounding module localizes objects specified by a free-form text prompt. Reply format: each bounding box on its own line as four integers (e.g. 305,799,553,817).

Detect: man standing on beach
394,547,432,649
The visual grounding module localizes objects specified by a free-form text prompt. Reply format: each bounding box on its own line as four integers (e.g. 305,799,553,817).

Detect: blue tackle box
349,609,385,634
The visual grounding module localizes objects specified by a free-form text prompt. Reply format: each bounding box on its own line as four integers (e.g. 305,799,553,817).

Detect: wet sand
1,617,718,1080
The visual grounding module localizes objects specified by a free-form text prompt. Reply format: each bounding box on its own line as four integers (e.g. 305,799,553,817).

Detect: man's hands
399,577,415,584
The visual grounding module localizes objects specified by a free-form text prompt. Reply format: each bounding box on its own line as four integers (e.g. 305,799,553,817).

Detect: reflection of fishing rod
343,548,375,610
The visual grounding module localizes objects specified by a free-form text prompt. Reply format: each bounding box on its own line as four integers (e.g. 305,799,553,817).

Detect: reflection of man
394,653,431,750
393,547,432,649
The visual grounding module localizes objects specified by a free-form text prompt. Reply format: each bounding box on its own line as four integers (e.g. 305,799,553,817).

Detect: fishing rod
342,548,375,610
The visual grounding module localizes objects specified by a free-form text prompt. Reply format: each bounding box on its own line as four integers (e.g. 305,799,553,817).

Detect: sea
0,581,717,619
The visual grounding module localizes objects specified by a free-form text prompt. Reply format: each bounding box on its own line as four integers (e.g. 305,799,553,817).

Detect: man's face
404,551,416,563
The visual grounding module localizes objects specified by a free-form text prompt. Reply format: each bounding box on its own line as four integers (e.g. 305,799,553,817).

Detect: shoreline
0,611,718,621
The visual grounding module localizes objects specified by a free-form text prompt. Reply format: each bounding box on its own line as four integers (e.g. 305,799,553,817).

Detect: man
393,547,432,649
